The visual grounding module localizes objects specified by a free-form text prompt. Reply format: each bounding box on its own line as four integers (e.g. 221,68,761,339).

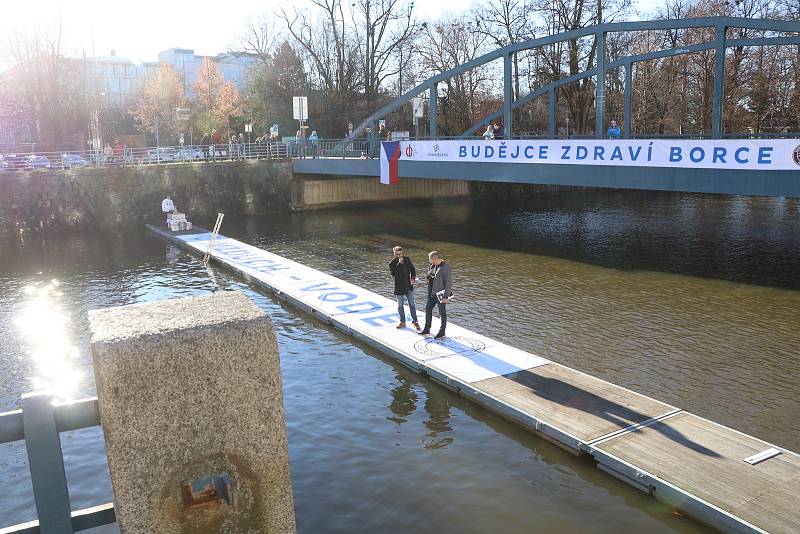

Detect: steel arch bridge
349,16,800,141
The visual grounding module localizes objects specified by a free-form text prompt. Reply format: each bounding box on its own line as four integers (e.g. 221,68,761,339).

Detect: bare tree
0,23,87,150
472,0,535,101
351,0,417,99
416,17,492,134
532,0,631,134
281,0,361,94
239,14,283,63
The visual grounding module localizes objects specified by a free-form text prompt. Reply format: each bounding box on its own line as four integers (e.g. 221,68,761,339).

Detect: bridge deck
147,224,800,534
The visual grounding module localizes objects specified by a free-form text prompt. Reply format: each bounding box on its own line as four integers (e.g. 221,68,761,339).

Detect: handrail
0,142,292,171
0,394,112,534
0,398,100,443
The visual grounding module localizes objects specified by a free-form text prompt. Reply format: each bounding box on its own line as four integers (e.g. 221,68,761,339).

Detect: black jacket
389,256,416,295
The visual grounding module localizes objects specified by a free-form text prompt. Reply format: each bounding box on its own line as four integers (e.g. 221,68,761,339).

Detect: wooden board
592,412,800,533
475,363,676,443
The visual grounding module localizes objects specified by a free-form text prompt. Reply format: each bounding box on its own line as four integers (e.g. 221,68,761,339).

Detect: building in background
88,51,159,110
0,47,256,151
158,48,257,97
84,48,256,110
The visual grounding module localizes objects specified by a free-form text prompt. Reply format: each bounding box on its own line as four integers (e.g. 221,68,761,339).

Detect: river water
1,190,798,532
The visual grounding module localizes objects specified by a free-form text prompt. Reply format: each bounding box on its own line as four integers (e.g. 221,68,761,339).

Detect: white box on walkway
89,291,295,533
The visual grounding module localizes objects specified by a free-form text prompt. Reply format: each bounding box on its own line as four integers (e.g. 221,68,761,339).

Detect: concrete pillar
89,291,295,534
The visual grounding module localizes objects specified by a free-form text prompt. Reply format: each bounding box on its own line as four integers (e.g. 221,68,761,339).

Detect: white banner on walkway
399,139,800,171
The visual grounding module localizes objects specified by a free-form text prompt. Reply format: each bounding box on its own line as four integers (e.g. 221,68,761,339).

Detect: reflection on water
422,395,454,450
14,280,82,400
387,373,417,425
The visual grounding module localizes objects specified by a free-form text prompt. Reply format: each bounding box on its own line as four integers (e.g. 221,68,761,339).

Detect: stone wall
0,160,293,233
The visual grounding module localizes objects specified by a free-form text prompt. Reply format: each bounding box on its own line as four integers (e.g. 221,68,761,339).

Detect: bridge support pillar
624,62,632,138
504,52,513,138
712,25,727,139
595,31,606,138
429,83,438,139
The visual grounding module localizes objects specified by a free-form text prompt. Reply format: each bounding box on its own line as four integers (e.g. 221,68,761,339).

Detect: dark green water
1,191,798,532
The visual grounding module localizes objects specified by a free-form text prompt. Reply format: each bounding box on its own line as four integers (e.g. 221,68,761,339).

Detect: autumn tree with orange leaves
191,58,243,136
129,64,187,145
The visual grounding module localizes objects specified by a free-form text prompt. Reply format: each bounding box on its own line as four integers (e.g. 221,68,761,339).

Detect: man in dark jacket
389,245,420,330
419,250,453,340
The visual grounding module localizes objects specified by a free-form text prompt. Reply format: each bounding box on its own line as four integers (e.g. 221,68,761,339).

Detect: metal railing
0,141,292,171
3,132,799,173
0,393,113,534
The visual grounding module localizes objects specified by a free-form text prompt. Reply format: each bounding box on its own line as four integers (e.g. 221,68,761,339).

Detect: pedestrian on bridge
200,132,210,161
309,130,320,158
389,245,420,331
483,124,494,140
419,251,453,340
607,120,621,139
492,122,502,140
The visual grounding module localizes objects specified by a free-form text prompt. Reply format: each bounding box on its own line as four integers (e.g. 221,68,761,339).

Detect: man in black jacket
389,245,420,330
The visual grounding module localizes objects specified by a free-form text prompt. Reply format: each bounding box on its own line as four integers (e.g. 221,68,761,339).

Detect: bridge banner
398,139,800,171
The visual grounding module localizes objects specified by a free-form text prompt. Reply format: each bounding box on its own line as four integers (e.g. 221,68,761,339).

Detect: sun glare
14,280,82,400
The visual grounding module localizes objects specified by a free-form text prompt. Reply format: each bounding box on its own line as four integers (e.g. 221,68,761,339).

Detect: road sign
293,97,308,121
244,124,252,133
412,96,425,118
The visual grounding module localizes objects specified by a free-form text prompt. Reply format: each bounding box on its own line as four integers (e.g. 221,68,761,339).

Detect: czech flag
380,141,401,185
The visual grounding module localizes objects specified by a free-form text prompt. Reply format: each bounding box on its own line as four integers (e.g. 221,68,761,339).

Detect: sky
0,0,660,65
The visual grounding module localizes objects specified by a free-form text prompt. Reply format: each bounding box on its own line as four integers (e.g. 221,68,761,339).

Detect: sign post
292,96,308,139
412,96,425,139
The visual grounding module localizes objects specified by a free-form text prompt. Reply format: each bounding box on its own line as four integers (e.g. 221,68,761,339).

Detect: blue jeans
396,289,418,323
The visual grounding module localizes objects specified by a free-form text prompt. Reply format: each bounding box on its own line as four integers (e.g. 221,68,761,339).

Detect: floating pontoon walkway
147,224,800,534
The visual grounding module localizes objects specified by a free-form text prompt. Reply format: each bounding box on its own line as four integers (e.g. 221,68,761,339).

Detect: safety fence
0,142,292,171
2,133,799,172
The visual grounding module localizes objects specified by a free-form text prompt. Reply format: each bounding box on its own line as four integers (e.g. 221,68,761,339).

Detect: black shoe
418,329,430,336
434,331,446,340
